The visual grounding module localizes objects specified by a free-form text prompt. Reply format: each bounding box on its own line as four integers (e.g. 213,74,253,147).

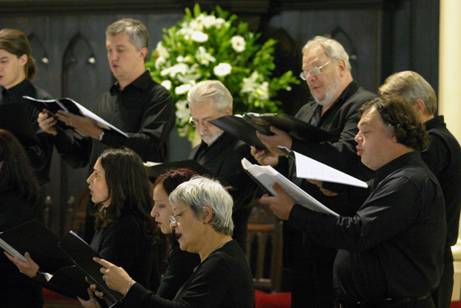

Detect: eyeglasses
299,61,331,80
169,209,186,226
189,115,222,128
169,215,178,226
189,117,212,128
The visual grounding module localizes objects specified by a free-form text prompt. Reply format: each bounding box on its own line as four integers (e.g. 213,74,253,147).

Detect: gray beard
313,79,340,106
201,130,224,145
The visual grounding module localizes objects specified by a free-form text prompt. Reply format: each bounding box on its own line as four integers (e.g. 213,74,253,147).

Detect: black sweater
123,240,254,308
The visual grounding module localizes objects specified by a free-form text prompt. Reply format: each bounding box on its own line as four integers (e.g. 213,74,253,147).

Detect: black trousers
432,247,454,308
287,250,336,308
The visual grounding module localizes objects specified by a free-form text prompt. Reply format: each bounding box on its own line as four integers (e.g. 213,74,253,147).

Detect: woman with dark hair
151,169,200,299
87,147,155,291
0,129,43,308
0,28,53,185
7,147,156,307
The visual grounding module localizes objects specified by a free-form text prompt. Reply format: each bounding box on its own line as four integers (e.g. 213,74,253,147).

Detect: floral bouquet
146,4,299,140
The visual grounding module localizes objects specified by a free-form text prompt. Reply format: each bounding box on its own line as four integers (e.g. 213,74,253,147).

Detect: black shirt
123,240,254,308
54,70,175,168
190,133,256,248
0,79,53,184
422,115,461,247
91,214,154,289
288,152,446,301
156,236,200,300
282,82,375,268
292,81,375,176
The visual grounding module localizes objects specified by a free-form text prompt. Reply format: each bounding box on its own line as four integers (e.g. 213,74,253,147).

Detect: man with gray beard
188,80,256,250
251,36,374,308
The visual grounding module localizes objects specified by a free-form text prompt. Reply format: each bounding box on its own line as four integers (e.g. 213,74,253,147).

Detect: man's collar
374,151,420,184
110,70,151,95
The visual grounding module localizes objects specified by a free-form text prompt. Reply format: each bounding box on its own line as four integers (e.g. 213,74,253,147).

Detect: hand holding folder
23,95,127,138
242,150,368,217
0,221,122,306
209,113,336,150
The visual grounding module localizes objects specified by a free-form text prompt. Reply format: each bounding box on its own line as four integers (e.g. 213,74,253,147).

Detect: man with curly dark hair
380,71,461,308
260,95,447,308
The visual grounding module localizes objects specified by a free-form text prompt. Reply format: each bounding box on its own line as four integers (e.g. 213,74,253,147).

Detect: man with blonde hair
251,35,375,308
380,71,461,308
37,18,175,242
188,80,256,249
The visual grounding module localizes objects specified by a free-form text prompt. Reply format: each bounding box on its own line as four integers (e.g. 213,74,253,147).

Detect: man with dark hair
37,18,175,240
380,71,461,308
260,96,446,308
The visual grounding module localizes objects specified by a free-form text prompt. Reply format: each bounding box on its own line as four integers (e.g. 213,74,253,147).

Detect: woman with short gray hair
95,176,254,308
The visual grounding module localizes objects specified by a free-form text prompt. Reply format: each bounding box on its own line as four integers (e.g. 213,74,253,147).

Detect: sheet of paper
293,151,368,188
241,158,339,216
72,100,128,137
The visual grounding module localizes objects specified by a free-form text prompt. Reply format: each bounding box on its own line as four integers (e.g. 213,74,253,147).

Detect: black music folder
59,231,123,307
0,220,71,273
243,112,335,142
23,95,128,138
0,221,121,305
210,113,335,149
209,115,268,150
0,103,38,145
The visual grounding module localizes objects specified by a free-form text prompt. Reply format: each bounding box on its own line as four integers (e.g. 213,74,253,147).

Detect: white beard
201,130,224,145
313,77,340,106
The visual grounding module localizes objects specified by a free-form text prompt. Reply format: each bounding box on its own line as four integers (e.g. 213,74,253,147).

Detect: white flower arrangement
147,4,299,140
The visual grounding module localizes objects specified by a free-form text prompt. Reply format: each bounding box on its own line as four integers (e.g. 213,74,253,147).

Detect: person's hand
306,180,338,197
38,111,58,136
258,183,295,220
4,251,39,278
94,257,135,296
77,288,101,308
250,146,279,166
56,111,103,140
256,126,293,153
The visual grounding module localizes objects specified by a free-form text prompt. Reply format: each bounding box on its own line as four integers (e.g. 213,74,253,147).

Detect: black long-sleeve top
53,70,175,169
0,80,53,184
422,115,461,247
281,82,375,271
156,236,200,300
288,152,446,301
91,214,155,289
122,240,254,308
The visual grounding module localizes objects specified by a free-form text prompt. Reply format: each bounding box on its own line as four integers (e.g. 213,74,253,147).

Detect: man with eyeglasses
187,80,256,250
251,36,375,308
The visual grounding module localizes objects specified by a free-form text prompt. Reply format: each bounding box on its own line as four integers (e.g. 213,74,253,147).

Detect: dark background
0,0,439,235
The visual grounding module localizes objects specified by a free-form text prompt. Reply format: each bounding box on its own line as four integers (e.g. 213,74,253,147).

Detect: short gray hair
169,176,234,236
303,36,351,71
379,71,437,115
106,18,149,50
187,80,233,112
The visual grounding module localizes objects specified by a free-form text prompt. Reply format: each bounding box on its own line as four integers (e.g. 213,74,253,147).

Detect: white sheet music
293,151,368,188
241,158,338,216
